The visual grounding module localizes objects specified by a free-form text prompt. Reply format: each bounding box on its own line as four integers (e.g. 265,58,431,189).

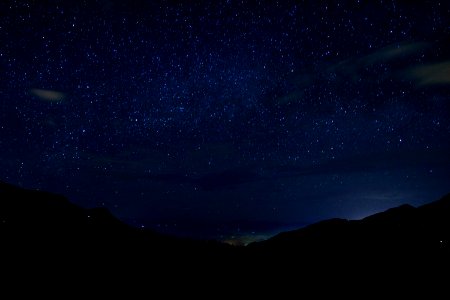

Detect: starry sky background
1,0,449,243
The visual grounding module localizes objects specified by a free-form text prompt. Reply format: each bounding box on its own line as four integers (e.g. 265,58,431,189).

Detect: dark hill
0,181,235,284
252,193,450,253
1,181,449,291
247,193,450,274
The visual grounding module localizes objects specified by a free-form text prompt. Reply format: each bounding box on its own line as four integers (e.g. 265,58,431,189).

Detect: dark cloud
142,169,259,190
112,150,450,190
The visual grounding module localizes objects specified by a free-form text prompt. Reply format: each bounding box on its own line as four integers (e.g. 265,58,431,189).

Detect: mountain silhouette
1,181,449,291
0,181,236,290
251,195,450,253
244,194,450,285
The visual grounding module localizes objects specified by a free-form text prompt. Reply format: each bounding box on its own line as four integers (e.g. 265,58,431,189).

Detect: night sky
1,0,449,243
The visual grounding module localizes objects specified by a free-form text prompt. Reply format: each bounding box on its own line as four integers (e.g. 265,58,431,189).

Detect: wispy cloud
349,41,428,65
273,41,430,106
327,41,429,79
404,61,450,86
30,88,66,102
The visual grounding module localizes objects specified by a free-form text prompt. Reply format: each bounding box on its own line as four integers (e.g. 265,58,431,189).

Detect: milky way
1,0,449,241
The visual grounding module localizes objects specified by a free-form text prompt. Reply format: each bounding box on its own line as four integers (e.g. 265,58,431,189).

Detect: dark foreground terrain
1,181,449,293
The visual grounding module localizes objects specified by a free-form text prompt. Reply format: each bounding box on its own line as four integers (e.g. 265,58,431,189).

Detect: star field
1,0,449,241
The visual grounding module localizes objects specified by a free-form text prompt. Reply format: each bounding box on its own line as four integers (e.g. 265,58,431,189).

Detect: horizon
3,179,449,245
